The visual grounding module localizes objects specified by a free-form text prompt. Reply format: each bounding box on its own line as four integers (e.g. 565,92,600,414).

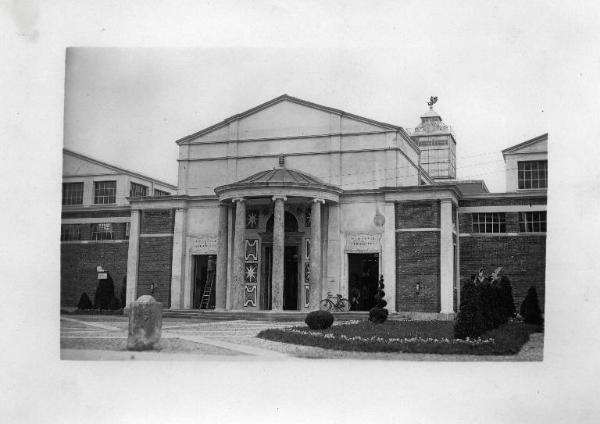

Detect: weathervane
427,96,438,109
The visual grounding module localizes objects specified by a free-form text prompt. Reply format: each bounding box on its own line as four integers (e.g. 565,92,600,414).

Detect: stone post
440,199,455,314
125,209,141,308
271,195,286,311
232,198,246,310
127,295,162,351
215,203,229,310
309,198,324,309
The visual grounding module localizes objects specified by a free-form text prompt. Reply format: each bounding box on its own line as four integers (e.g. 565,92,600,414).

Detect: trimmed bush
369,275,389,324
305,310,334,329
499,276,516,319
108,296,122,311
369,307,389,324
94,273,115,310
77,292,93,310
454,280,485,339
520,286,543,325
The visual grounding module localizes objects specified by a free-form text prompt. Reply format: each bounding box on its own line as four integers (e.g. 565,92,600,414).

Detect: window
154,189,170,197
62,182,84,205
472,213,506,233
518,160,547,189
130,182,148,198
94,181,117,204
61,224,81,241
91,223,114,240
519,211,546,232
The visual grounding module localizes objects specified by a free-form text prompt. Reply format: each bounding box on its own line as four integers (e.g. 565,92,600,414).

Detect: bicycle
319,292,351,312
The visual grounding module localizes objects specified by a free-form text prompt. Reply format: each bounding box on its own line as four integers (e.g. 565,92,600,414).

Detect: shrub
107,296,122,311
77,292,93,310
94,273,115,309
499,276,516,319
520,286,543,325
369,275,389,324
454,280,485,339
369,307,389,324
305,310,334,329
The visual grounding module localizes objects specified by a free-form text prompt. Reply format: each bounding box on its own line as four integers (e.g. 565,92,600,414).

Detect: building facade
61,149,176,307
61,95,547,317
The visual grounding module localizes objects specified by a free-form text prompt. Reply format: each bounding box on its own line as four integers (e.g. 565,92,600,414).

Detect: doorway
348,253,379,311
192,254,216,309
261,245,300,310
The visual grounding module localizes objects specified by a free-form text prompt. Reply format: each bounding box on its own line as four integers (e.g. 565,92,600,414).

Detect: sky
63,13,549,192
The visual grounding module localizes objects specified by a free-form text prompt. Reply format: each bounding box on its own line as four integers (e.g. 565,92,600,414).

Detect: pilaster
382,202,397,312
125,209,141,307
170,208,187,309
309,198,325,309
440,199,454,313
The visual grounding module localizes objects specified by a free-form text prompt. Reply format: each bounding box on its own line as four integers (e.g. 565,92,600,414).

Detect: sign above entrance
345,233,382,252
189,236,218,254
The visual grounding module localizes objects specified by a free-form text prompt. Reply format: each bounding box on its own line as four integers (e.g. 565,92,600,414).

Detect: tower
410,97,457,180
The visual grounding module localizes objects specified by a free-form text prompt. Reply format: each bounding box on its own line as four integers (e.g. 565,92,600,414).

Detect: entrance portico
213,157,342,311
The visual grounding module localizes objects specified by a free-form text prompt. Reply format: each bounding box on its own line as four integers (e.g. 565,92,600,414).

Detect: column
271,195,286,311
170,208,187,309
231,198,246,310
310,199,324,309
125,209,141,308
215,203,229,310
382,202,397,312
440,199,454,314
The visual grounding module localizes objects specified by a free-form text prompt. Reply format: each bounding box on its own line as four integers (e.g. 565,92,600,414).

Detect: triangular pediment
176,95,401,144
502,133,548,155
63,150,120,176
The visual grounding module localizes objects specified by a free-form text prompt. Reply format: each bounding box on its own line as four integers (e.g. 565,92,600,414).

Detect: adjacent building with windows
61,96,546,317
61,149,176,306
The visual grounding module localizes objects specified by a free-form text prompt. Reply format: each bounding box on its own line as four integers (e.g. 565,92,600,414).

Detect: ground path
60,315,543,361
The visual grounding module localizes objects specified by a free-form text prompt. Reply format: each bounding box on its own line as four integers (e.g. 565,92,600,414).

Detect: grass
257,320,543,355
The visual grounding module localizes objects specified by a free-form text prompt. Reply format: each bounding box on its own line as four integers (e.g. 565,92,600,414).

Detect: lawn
257,320,543,355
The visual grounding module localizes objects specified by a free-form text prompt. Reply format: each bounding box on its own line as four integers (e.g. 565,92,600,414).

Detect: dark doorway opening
284,246,299,310
262,246,273,310
192,255,216,309
348,253,379,311
261,245,299,310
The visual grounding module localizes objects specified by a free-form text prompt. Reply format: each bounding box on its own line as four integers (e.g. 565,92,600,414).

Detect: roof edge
63,148,178,190
175,94,404,145
502,133,548,155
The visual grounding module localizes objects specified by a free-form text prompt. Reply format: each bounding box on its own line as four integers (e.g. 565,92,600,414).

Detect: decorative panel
244,285,257,307
245,239,258,261
244,262,258,284
246,209,259,229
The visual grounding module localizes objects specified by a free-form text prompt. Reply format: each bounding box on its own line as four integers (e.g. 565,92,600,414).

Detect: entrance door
261,245,299,310
348,253,379,311
192,255,216,309
283,246,299,310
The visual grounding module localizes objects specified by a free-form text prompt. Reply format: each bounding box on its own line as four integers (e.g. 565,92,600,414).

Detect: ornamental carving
189,235,218,254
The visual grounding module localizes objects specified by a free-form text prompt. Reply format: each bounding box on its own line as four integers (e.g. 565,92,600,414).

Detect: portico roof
214,165,342,203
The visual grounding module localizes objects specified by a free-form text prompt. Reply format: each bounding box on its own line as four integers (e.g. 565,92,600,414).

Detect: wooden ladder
200,271,215,309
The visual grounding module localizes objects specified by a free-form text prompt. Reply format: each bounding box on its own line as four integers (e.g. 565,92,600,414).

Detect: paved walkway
60,315,543,361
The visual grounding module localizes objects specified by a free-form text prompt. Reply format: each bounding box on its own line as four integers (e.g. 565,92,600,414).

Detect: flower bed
257,320,542,355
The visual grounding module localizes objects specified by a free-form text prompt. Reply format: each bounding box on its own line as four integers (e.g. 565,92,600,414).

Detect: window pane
62,182,84,205
94,181,116,204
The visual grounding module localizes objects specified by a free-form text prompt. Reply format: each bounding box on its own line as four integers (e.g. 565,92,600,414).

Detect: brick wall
395,200,441,312
137,237,173,306
460,196,546,208
141,209,175,233
136,208,175,306
395,200,440,228
61,242,129,307
459,235,546,312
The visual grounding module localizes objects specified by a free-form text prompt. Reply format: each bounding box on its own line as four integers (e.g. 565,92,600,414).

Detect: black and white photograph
3,1,600,423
